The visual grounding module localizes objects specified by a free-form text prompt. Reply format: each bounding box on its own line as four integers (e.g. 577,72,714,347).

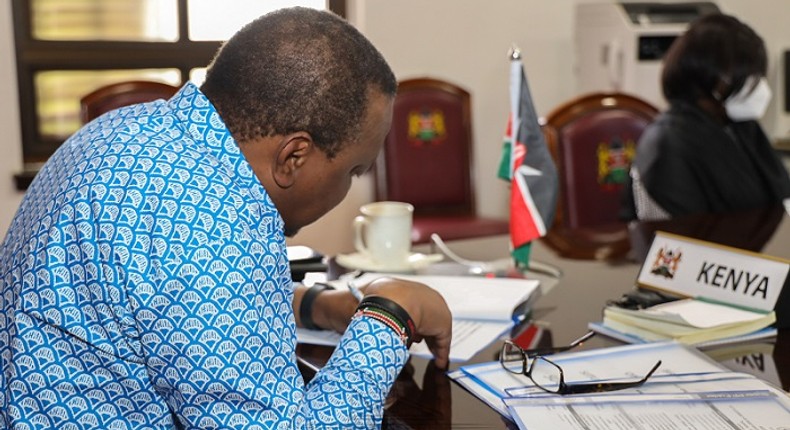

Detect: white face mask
724,77,772,121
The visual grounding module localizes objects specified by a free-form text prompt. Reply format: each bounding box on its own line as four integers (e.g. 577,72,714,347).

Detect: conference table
296,204,790,429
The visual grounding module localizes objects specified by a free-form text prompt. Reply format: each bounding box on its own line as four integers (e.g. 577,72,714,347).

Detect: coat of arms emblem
651,246,682,279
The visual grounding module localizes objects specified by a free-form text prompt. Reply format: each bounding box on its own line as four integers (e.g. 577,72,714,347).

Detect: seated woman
626,13,790,220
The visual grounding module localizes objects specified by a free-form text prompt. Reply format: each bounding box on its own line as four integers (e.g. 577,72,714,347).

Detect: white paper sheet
505,391,790,430
505,371,789,402
345,273,540,321
624,298,771,328
409,319,512,361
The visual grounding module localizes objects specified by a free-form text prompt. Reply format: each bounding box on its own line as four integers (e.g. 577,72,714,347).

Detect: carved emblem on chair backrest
407,108,446,146
596,136,636,188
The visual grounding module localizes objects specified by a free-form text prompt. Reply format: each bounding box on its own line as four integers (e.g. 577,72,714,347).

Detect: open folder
296,274,540,362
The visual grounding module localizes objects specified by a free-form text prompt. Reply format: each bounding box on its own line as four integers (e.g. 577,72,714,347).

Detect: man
0,7,451,429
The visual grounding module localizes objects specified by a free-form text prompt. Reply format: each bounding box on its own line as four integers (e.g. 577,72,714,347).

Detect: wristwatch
300,282,335,330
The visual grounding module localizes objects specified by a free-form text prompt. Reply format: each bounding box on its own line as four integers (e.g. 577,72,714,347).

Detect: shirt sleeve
303,317,409,428
133,237,408,429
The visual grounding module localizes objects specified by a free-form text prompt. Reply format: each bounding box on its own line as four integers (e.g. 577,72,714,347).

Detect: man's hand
296,277,452,368
362,277,453,368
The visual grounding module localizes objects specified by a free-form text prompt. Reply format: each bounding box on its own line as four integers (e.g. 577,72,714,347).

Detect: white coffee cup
353,201,414,268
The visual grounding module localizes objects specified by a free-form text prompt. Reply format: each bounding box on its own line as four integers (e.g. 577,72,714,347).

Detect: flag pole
506,43,530,268
500,42,559,270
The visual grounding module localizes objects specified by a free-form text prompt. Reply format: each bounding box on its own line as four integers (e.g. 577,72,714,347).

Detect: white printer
575,2,720,109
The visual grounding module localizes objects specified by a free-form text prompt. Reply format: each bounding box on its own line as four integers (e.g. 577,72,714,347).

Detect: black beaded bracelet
300,283,334,330
355,296,415,346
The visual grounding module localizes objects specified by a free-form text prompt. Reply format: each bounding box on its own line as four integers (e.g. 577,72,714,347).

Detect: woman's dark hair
200,7,397,158
661,13,767,104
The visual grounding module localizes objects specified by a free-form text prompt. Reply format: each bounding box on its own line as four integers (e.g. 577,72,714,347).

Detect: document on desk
506,371,790,401
296,274,540,362
505,391,790,430
449,341,753,418
409,319,514,361
457,341,725,400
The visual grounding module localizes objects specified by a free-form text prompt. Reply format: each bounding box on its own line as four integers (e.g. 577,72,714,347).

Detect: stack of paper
297,273,541,362
449,341,790,429
589,298,777,347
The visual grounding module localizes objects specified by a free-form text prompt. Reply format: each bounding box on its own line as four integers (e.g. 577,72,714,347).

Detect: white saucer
336,252,444,273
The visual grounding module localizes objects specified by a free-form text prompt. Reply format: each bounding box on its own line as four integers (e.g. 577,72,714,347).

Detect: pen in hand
347,280,364,302
339,270,365,302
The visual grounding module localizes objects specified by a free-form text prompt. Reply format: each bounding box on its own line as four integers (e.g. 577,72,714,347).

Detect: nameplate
637,231,789,312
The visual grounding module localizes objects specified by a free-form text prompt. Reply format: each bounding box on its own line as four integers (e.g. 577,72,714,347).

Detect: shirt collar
168,82,284,235
168,82,250,179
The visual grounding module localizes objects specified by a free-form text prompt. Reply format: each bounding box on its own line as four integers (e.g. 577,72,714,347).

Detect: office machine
575,1,720,109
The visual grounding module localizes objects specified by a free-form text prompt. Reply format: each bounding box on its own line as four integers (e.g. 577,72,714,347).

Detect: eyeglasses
499,332,662,395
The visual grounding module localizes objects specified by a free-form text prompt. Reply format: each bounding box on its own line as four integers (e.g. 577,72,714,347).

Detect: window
12,0,345,189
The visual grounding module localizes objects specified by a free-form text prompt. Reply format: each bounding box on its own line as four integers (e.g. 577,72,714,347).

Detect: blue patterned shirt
0,83,409,429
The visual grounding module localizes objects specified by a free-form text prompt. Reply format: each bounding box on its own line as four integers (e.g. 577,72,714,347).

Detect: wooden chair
374,77,509,245
80,80,179,123
541,92,659,260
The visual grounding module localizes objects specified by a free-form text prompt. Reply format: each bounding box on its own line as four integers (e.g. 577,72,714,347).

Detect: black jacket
625,100,790,219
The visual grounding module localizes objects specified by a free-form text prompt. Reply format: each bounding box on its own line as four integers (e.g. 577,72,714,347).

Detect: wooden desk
297,205,790,429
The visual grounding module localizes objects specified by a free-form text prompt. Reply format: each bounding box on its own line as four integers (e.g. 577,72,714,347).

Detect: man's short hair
661,13,767,104
201,7,397,158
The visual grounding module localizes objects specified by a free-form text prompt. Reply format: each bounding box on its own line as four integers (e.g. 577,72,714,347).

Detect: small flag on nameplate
497,46,558,269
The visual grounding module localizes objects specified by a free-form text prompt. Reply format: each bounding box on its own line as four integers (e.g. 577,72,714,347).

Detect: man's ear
272,131,313,189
